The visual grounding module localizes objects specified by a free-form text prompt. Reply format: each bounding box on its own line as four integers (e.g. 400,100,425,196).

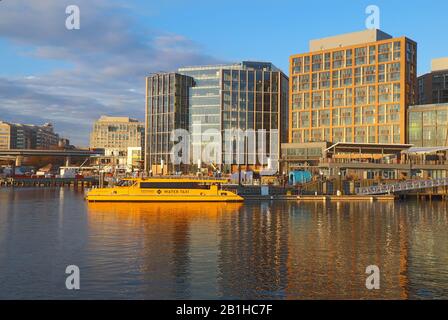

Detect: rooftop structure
309,29,393,52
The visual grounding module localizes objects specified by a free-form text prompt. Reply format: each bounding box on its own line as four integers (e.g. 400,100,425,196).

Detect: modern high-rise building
145,73,194,174
418,58,448,105
0,121,60,150
289,29,417,145
145,62,289,175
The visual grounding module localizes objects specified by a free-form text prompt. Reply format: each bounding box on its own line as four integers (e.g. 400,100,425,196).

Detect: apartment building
289,29,417,145
418,58,448,105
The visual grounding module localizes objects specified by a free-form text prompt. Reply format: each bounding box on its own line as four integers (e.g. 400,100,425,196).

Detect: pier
0,177,98,188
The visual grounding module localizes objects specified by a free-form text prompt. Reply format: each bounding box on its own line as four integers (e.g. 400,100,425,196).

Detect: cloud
0,0,223,146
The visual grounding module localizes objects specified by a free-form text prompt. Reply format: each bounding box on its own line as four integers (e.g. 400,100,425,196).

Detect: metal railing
356,178,448,195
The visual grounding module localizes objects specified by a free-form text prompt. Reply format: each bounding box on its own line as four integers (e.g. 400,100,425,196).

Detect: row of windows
222,70,280,92
292,125,401,143
147,74,193,97
223,91,279,113
292,62,401,91
284,147,322,157
292,84,401,110
291,104,401,128
291,41,402,74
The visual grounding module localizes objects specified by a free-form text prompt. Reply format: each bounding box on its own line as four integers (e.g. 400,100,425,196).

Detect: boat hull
86,194,243,202
85,178,244,202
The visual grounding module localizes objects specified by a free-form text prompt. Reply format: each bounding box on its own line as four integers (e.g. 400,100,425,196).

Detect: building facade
90,116,145,170
145,73,194,174
408,103,448,147
289,29,417,145
145,62,289,175
418,58,448,105
0,122,12,149
0,121,60,150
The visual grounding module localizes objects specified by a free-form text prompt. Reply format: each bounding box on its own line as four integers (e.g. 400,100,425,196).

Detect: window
312,92,322,109
333,89,345,107
355,47,367,65
332,50,344,69
355,87,367,105
312,54,323,72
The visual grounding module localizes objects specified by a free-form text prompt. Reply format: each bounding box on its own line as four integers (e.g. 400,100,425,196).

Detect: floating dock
296,194,396,201
0,177,98,188
243,194,396,201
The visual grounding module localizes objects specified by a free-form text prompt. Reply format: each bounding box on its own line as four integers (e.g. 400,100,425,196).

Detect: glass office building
145,73,194,174
145,62,289,174
289,29,417,145
408,103,448,147
178,65,223,166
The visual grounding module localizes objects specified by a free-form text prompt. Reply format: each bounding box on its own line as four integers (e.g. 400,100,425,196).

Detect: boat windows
116,180,135,187
140,182,209,189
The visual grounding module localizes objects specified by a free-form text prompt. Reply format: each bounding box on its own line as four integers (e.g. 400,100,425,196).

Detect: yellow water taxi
85,177,244,202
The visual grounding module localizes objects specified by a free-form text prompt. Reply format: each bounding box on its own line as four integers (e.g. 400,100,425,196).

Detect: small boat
85,177,243,202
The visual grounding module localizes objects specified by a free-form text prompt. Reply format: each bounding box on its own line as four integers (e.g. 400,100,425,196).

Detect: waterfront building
145,73,194,175
34,123,60,149
0,121,13,149
289,29,417,145
145,62,289,175
0,121,60,150
408,103,448,147
89,116,145,171
418,58,448,105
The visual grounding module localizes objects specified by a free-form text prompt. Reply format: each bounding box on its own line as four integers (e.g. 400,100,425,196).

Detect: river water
0,187,447,299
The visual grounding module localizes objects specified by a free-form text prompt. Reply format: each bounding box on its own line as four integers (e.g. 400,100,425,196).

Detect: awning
325,142,413,154
403,146,448,154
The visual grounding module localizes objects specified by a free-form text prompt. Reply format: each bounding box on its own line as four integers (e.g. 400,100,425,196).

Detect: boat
85,177,244,202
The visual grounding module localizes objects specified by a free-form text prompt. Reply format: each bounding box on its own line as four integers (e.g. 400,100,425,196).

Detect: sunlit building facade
418,58,448,105
0,121,60,150
289,29,417,145
145,62,289,175
90,116,145,170
145,73,194,174
179,62,289,173
408,103,448,147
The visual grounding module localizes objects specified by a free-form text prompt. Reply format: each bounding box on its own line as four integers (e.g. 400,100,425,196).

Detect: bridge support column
65,156,71,167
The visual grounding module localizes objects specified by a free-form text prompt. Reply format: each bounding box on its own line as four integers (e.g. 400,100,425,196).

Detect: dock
0,177,98,188
296,194,396,201
243,194,396,201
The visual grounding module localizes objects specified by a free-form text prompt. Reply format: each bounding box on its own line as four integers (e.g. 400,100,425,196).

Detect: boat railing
138,175,230,182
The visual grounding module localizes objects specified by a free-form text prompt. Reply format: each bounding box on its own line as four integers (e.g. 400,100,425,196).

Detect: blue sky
0,0,447,145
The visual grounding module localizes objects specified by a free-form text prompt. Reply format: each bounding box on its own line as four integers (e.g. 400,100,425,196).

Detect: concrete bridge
0,149,104,166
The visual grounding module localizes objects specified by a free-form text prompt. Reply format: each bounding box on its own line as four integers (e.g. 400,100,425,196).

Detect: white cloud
0,0,223,145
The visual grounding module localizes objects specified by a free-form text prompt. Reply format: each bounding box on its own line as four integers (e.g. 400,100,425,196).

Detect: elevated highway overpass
0,149,104,166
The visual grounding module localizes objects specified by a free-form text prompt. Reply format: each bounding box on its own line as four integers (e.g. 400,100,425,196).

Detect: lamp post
319,170,324,195
338,170,342,196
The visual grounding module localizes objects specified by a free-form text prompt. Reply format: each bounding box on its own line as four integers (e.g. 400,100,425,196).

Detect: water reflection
0,188,447,299
86,199,448,299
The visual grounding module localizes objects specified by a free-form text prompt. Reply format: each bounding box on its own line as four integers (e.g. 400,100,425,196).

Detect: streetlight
319,170,324,195
338,170,342,196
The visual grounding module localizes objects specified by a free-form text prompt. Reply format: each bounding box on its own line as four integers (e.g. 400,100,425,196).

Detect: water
0,188,447,299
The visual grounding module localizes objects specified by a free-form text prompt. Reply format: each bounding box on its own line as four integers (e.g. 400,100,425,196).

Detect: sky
0,0,447,146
